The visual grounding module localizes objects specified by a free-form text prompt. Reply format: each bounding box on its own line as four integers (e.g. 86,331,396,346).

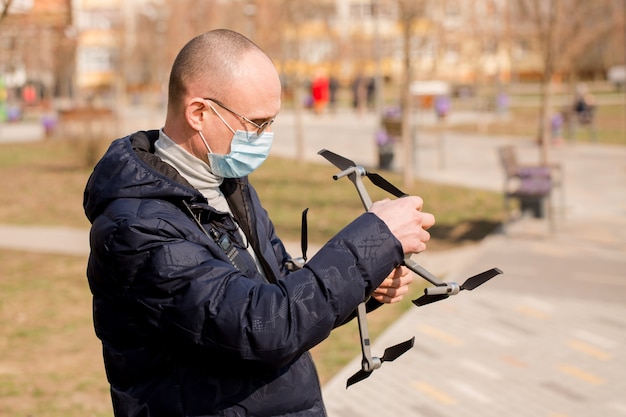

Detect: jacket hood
83,130,202,223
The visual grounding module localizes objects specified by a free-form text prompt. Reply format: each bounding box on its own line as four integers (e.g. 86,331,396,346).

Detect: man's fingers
373,285,408,298
373,266,415,304
372,289,407,304
421,212,436,230
382,267,413,285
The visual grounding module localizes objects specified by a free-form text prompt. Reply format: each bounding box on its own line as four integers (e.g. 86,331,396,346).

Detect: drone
287,149,502,388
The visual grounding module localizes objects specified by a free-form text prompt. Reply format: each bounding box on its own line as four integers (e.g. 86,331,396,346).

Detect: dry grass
0,137,504,248
0,250,112,417
434,101,626,144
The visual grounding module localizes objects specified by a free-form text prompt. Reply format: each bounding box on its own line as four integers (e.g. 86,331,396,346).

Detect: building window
77,48,113,73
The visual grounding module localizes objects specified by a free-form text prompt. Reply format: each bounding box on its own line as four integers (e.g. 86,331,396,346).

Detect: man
84,29,434,417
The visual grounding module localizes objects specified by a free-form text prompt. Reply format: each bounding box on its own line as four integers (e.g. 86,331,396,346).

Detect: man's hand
369,196,435,255
372,266,414,304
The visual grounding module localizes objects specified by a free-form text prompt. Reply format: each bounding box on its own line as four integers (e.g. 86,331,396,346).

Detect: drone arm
333,169,381,372
353,176,372,211
403,258,447,287
404,258,462,295
333,167,373,210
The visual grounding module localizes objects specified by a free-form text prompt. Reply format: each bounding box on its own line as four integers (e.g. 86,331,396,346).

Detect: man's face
201,50,282,156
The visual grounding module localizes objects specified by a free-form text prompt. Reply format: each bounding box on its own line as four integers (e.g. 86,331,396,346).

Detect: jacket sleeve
92,202,403,369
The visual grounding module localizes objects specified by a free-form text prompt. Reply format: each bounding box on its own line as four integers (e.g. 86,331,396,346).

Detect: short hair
167,29,262,111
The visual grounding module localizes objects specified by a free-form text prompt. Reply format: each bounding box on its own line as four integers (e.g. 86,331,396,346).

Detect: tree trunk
538,73,553,165
400,21,414,188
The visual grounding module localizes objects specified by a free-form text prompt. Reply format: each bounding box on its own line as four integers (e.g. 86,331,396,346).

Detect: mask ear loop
198,130,213,154
205,100,236,134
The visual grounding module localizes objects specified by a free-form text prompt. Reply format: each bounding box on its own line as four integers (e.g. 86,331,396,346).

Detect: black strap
182,201,254,276
220,178,278,283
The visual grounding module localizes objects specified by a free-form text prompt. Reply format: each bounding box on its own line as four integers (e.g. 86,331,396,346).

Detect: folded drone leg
356,302,377,372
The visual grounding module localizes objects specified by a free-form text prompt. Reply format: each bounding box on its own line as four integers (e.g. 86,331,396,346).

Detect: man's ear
186,98,207,131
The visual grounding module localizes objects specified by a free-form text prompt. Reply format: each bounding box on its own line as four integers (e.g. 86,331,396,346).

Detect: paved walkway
1,108,625,417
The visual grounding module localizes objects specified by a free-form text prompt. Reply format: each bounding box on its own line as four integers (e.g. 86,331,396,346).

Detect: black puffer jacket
83,130,404,417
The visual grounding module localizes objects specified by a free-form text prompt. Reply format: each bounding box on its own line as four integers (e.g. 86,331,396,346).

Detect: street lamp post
372,0,384,116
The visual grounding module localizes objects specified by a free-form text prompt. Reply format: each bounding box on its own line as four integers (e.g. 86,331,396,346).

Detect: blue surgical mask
199,130,273,178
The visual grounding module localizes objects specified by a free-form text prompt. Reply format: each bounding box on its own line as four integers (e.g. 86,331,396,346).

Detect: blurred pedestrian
311,69,330,115
351,74,367,114
328,75,339,113
434,95,450,120
551,111,564,145
366,76,376,111
572,84,597,141
573,84,595,126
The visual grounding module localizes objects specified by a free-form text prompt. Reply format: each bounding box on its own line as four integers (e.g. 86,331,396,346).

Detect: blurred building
0,0,74,111
0,0,622,108
256,0,609,88
72,0,121,100
73,0,171,105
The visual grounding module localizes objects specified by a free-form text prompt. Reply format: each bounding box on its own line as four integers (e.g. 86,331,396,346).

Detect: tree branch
0,0,14,26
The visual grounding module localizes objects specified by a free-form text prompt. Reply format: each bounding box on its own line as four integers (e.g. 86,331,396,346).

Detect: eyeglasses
204,98,275,136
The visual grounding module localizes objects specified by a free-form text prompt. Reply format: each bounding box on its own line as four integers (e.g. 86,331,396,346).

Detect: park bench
498,145,564,231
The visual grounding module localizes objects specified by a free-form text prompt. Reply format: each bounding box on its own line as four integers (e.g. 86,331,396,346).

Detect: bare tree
0,0,13,26
397,0,427,188
272,0,308,163
514,0,621,163
120,0,262,105
0,0,74,103
254,0,337,163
